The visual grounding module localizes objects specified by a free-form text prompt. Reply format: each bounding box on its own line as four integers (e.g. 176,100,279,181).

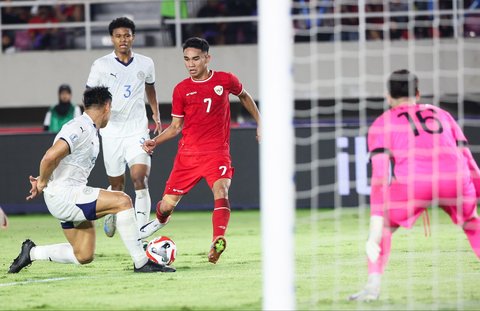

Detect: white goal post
259,0,296,310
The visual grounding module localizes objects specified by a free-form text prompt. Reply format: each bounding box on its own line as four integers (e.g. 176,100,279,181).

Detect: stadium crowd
2,0,479,53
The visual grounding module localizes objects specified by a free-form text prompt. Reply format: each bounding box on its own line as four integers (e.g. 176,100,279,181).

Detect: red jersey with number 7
171,71,243,155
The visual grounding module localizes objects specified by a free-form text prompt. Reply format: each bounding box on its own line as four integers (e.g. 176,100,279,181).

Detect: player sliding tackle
8,87,175,274
349,70,480,301
139,37,261,264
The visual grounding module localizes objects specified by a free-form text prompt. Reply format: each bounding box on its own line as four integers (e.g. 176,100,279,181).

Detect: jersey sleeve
145,58,155,85
56,121,83,154
367,116,388,153
228,72,243,96
444,110,467,144
171,84,185,118
86,60,101,88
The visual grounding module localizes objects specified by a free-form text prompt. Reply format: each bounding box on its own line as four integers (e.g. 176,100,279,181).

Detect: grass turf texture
0,208,479,310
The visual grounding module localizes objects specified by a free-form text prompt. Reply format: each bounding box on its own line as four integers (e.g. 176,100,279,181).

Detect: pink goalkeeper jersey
171,71,243,155
368,103,470,183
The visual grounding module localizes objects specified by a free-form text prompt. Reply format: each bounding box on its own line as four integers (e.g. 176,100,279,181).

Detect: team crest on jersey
214,85,223,96
137,71,146,80
69,133,78,143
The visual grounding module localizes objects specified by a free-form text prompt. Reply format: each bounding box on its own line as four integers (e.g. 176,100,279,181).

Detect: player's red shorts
371,179,478,229
163,152,234,196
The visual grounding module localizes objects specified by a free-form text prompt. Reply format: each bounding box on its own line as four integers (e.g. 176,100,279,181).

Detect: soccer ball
145,236,176,265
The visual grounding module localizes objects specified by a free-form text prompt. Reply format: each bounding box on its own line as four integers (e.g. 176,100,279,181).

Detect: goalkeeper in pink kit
350,69,480,301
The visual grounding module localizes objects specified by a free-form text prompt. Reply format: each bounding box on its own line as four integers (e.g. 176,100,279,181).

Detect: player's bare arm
145,83,162,134
143,117,184,155
27,139,70,200
237,89,261,141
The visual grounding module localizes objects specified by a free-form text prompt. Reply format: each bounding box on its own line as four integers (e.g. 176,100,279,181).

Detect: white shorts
43,185,100,229
101,131,151,177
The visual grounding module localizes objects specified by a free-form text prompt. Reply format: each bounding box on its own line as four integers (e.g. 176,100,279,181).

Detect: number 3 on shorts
219,165,227,176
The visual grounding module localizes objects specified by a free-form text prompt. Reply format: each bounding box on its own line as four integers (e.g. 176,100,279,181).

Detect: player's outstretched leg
115,208,175,273
348,274,381,302
139,201,171,240
8,239,36,273
208,235,227,264
462,217,480,258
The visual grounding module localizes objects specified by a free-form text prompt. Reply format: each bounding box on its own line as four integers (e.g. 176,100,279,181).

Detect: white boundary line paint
0,276,89,287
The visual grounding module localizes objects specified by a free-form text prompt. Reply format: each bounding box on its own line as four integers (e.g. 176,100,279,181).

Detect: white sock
139,217,171,240
134,189,151,230
30,244,80,264
116,208,148,268
366,273,382,292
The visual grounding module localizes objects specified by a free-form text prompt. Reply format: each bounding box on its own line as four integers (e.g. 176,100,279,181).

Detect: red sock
212,198,231,239
156,201,171,224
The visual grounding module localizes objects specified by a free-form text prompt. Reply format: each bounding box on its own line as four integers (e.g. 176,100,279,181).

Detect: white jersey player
86,17,161,237
8,86,174,274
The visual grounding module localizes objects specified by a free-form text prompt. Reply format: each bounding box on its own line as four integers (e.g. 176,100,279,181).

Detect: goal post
259,0,296,309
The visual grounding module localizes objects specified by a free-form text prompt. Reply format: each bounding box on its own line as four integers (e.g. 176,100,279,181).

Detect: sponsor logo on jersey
83,187,93,195
172,188,184,193
110,73,117,78
186,91,197,96
137,71,146,80
214,85,223,96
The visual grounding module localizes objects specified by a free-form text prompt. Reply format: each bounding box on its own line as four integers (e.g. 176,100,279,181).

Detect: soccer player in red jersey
349,70,480,301
140,37,261,264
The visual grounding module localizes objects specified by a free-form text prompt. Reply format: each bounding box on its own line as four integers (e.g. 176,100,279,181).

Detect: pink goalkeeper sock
463,217,480,259
368,227,393,274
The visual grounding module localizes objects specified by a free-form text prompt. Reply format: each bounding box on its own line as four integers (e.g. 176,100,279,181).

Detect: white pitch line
0,276,88,287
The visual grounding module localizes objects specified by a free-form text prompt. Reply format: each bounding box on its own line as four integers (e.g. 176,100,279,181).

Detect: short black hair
83,87,112,109
387,69,419,99
58,84,71,94
108,17,135,36
182,37,209,53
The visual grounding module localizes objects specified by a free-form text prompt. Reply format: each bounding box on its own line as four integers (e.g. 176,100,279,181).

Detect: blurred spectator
224,0,257,44
389,0,409,40
464,0,480,38
55,4,84,49
1,31,15,53
28,5,64,50
194,0,227,45
55,4,84,23
366,4,383,40
44,84,82,133
1,0,31,52
438,0,454,38
161,0,189,46
340,3,359,41
414,0,433,39
292,0,334,42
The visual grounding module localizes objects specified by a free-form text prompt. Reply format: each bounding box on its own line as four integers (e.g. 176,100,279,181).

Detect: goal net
261,0,480,309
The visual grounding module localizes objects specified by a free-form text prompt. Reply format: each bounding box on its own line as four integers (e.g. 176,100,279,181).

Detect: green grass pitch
1,208,479,310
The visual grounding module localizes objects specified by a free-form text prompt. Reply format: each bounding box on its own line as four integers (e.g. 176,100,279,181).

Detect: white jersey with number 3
86,51,155,137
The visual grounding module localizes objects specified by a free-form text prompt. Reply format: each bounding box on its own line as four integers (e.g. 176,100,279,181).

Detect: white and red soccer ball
145,236,176,265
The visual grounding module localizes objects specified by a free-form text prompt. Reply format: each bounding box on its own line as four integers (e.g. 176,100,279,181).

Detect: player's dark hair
388,69,419,99
182,37,209,53
83,87,112,109
108,17,135,35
